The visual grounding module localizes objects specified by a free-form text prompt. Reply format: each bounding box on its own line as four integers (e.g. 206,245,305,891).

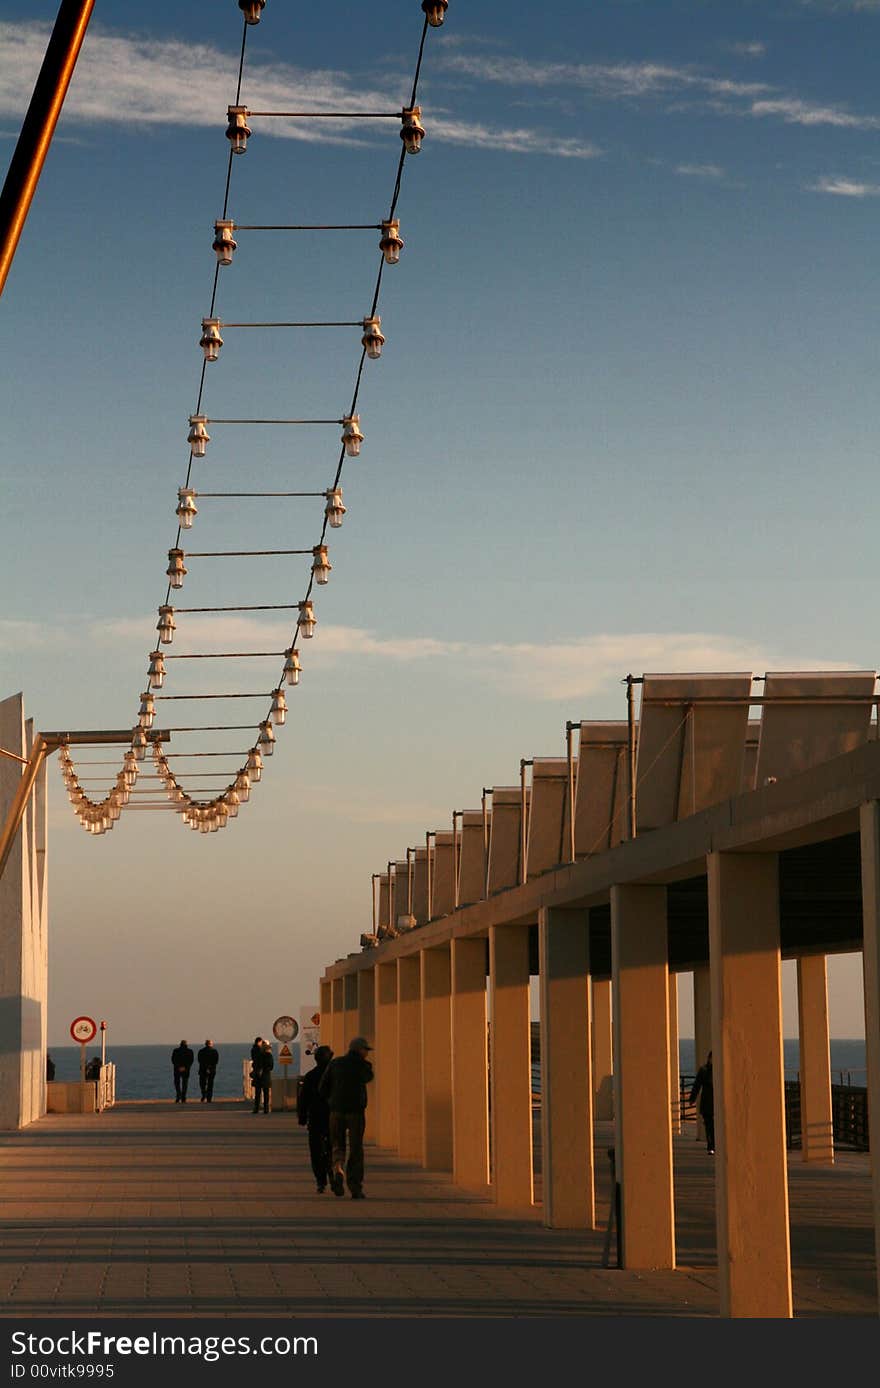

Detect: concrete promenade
0,1101,874,1318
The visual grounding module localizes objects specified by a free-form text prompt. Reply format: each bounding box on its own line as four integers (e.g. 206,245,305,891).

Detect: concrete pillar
591,978,613,1121
319,979,331,1046
451,937,490,1191
538,907,594,1228
421,945,453,1171
356,967,376,1143
708,851,792,1319
0,696,47,1130
669,972,681,1135
796,954,834,1164
397,955,423,1162
374,962,398,1150
693,964,711,1142
611,884,675,1269
488,923,533,1207
342,973,358,1054
358,967,376,1044
858,801,880,1317
331,977,344,1056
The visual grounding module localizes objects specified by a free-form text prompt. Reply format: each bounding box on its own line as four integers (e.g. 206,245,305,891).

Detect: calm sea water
49,1039,869,1101
49,1043,257,1100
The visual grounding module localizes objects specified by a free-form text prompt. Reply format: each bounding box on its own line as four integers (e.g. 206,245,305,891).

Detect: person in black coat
689,1051,715,1154
318,1037,374,1199
197,1040,219,1103
297,1045,334,1192
252,1039,273,1113
171,1040,195,1103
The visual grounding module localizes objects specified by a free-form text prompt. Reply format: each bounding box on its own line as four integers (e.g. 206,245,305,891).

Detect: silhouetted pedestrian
171,1040,194,1103
297,1045,333,1192
198,1040,219,1102
46,1053,55,1082
319,1036,373,1199
252,1038,273,1113
689,1051,715,1154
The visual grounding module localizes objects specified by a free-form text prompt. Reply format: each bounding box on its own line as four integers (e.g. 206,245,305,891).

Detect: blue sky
0,0,874,1042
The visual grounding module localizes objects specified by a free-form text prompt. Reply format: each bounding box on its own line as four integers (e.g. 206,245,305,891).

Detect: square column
611,884,675,1269
358,967,376,1043
0,698,47,1130
421,945,453,1171
591,978,613,1121
374,962,398,1150
331,977,344,1056
451,937,490,1191
708,851,792,1319
858,801,880,1316
319,980,331,1046
538,907,594,1228
693,964,711,1144
489,923,533,1207
343,974,358,1053
669,973,681,1135
796,955,834,1164
357,968,376,1144
397,955,424,1162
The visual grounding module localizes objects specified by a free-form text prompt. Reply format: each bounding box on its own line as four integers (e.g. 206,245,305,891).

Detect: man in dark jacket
297,1045,334,1192
171,1040,194,1103
318,1037,373,1199
689,1051,715,1154
252,1038,273,1113
197,1040,219,1103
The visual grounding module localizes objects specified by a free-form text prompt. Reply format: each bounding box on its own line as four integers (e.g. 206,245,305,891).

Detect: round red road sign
70,1016,97,1044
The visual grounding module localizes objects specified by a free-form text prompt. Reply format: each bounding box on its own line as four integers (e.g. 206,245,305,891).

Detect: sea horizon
46,1037,870,1102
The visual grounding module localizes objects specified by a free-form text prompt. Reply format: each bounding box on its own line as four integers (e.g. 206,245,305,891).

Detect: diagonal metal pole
0,734,49,879
0,0,95,298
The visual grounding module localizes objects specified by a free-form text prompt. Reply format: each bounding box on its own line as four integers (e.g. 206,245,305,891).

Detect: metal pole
0,734,48,880
426,831,434,921
566,722,577,862
481,789,491,899
626,675,637,840
519,760,529,885
0,0,95,297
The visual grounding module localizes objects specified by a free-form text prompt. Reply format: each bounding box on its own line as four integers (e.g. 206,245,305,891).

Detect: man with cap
318,1036,374,1199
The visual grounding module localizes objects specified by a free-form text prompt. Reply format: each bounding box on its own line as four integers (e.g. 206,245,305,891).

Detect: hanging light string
60,1,443,834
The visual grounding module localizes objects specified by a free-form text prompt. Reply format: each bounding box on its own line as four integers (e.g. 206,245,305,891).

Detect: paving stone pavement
0,1101,874,1318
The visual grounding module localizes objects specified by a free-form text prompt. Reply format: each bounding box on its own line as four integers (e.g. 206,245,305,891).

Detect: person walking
171,1040,194,1104
297,1045,333,1193
197,1040,219,1103
318,1036,374,1199
252,1038,273,1114
689,1050,715,1154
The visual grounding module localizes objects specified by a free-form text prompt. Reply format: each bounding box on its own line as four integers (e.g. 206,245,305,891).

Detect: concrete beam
451,937,489,1191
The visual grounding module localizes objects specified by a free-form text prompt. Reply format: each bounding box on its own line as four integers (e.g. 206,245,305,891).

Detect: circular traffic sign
272,1015,298,1041
70,1016,97,1044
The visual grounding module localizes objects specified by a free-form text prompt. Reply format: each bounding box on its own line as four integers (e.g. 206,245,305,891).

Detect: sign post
70,1015,97,1082
272,1016,298,1109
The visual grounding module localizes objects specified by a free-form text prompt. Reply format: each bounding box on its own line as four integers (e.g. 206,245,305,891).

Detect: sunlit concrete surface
0,1103,873,1318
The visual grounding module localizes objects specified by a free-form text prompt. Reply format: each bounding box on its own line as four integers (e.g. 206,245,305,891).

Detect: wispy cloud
0,22,593,160
675,163,724,179
749,96,880,128
807,174,880,195
727,41,767,58
436,47,880,138
9,615,850,702
436,52,771,102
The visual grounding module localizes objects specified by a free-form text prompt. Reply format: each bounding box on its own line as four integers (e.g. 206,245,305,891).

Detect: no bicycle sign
70,1016,97,1045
